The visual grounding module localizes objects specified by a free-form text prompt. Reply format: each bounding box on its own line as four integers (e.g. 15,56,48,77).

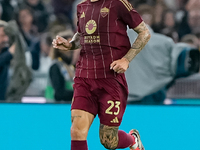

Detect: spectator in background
16,5,38,47
47,14,73,33
3,20,32,101
185,0,200,11
160,9,179,42
15,5,41,70
163,0,178,10
151,0,167,33
48,30,74,102
48,49,74,102
187,8,200,35
177,0,200,39
135,4,154,28
51,0,75,26
21,0,49,33
177,0,189,10
39,33,53,68
25,32,53,97
0,0,15,22
0,20,15,100
30,32,52,71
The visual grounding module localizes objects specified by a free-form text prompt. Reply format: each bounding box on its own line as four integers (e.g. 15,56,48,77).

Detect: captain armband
69,32,81,50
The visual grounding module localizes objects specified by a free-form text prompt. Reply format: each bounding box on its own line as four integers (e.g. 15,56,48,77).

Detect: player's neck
90,0,99,2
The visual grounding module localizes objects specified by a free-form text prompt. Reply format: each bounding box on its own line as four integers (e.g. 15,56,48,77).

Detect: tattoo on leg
71,115,82,122
99,124,119,149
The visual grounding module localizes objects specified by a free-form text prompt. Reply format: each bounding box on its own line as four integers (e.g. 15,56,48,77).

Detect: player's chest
78,3,117,32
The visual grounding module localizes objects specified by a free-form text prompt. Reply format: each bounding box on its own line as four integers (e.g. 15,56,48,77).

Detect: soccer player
52,0,151,149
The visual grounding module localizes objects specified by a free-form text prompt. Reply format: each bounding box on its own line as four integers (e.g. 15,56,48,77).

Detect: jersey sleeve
117,0,143,29
76,4,81,33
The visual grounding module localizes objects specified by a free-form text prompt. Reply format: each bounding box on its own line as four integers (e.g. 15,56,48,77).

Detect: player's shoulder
114,0,134,11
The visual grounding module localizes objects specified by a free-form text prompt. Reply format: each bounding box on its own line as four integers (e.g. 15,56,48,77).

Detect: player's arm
52,32,81,51
123,21,151,62
110,21,151,73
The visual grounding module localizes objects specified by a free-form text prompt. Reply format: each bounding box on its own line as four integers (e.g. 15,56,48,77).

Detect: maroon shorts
71,74,128,126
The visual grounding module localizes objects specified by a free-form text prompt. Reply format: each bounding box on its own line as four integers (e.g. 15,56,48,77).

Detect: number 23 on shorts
105,100,121,115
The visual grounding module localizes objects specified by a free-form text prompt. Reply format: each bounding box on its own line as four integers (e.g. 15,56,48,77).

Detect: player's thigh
98,76,128,126
71,109,95,140
98,88,127,127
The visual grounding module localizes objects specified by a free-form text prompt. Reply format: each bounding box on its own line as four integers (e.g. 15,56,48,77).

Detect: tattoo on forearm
71,115,82,122
99,124,119,149
124,22,151,62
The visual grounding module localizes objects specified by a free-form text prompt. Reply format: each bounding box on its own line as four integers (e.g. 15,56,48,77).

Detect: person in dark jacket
0,0,15,22
0,21,15,100
22,0,49,33
48,47,74,102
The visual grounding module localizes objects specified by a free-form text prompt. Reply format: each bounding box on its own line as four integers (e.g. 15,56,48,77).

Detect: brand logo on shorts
85,20,97,34
110,117,119,123
100,7,109,17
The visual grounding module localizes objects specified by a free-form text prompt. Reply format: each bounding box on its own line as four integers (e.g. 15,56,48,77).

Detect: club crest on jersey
100,7,109,17
85,20,97,34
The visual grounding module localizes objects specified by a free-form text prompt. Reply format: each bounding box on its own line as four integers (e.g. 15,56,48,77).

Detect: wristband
69,41,76,50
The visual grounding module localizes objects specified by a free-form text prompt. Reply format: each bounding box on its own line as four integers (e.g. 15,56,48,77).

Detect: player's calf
99,124,119,149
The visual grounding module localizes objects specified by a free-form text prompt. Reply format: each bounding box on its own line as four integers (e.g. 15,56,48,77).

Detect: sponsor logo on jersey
84,35,100,44
85,20,97,34
100,7,109,17
80,12,85,18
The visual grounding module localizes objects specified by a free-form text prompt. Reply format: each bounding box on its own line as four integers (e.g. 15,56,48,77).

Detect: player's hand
52,35,72,51
110,57,129,74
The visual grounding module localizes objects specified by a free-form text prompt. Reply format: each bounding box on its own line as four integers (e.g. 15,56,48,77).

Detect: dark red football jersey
75,0,143,78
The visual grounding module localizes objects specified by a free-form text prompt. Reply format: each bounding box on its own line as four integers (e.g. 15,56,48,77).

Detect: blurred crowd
0,0,199,103
130,0,200,44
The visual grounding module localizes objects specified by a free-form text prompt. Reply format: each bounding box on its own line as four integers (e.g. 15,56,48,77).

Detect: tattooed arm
110,21,151,73
123,21,151,62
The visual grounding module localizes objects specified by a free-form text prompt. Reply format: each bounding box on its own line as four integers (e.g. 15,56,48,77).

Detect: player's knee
100,139,118,150
70,126,87,140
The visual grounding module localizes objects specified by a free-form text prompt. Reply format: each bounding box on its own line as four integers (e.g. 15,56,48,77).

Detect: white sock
131,134,138,149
